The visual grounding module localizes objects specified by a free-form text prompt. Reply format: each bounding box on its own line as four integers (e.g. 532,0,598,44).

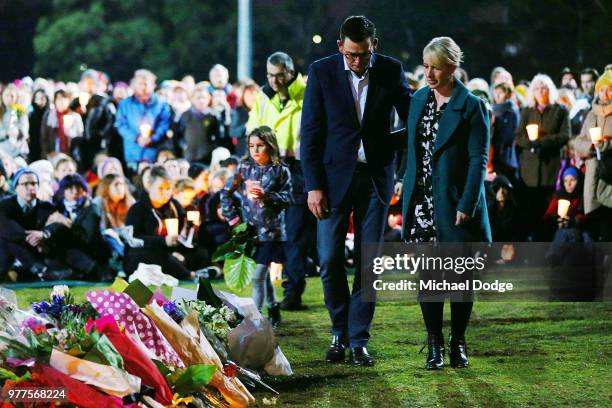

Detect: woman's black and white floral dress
407,90,447,242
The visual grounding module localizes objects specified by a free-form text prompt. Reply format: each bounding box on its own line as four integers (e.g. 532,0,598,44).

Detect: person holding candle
124,165,195,280
115,69,171,175
515,74,571,240
40,90,84,159
543,166,585,234
574,69,612,241
220,126,292,328
0,83,29,159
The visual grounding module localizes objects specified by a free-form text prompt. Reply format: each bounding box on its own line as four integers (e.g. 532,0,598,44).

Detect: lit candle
78,92,90,107
139,123,152,139
62,114,74,130
589,127,603,160
187,211,200,226
165,218,179,237
526,124,539,142
557,199,571,218
589,127,603,144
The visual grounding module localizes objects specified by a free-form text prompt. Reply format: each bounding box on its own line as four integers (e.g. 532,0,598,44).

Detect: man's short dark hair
581,67,599,79
0,161,6,180
339,15,376,42
267,52,294,72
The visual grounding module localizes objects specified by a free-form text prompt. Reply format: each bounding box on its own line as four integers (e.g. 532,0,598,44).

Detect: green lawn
12,277,612,408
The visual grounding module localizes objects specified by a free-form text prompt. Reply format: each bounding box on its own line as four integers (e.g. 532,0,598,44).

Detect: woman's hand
455,211,471,226
171,251,185,263
165,235,179,247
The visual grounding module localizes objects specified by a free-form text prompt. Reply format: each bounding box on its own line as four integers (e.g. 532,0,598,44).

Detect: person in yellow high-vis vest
247,52,316,311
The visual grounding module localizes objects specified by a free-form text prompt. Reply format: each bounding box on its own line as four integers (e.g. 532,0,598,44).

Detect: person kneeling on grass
220,126,292,328
124,165,206,281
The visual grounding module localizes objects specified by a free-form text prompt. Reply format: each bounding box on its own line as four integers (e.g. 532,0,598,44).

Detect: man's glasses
266,72,288,80
17,181,39,188
343,51,373,62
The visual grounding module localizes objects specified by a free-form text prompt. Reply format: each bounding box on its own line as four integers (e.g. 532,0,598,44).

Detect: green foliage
167,363,216,396
33,0,236,81
223,254,256,294
212,223,257,262
211,223,258,293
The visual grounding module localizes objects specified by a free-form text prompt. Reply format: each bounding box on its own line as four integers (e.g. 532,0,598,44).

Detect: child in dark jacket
220,126,292,327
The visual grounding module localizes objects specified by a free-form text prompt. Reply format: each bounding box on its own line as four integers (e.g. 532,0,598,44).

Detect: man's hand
308,190,329,220
46,212,72,228
25,230,44,247
455,211,471,226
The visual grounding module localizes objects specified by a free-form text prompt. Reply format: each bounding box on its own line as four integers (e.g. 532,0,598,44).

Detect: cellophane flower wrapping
143,302,255,408
49,348,141,397
88,315,174,406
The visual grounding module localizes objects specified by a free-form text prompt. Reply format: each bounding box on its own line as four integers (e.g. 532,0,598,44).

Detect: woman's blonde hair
527,74,559,107
423,37,463,67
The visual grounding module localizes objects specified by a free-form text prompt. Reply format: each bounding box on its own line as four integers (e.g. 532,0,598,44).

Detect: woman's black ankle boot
448,334,469,368
425,333,445,370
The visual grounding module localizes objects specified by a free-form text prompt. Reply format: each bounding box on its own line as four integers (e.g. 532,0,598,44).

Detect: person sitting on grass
53,173,115,281
220,126,292,328
125,165,204,280
93,173,135,268
0,168,71,281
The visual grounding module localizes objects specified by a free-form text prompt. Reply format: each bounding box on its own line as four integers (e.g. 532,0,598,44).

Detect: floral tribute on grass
0,280,291,407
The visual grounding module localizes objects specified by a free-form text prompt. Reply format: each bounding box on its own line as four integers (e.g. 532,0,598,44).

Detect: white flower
203,305,216,316
51,285,70,299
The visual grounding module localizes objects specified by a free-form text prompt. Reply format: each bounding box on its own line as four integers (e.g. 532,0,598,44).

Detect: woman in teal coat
401,37,491,370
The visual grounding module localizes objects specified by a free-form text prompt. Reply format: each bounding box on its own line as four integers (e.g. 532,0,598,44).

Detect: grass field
12,277,612,408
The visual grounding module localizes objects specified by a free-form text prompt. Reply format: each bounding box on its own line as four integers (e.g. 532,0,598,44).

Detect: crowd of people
0,45,610,325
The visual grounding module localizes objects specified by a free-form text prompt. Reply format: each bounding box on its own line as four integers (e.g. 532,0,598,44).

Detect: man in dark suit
0,168,71,281
300,15,411,366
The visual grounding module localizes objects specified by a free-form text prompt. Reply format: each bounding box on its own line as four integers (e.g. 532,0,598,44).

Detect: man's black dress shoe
325,335,347,363
448,335,469,368
279,297,308,311
350,347,375,366
425,334,445,370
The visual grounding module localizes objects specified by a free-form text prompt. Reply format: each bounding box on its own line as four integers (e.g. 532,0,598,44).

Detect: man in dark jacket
0,168,70,280
300,15,411,366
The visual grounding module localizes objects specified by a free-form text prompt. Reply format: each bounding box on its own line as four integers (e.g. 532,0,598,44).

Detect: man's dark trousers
283,159,316,304
317,164,388,348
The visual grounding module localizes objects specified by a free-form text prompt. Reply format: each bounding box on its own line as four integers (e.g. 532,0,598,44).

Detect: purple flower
31,295,66,319
162,301,184,323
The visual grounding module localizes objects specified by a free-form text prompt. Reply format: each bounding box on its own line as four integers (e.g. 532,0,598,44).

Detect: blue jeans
317,167,388,348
